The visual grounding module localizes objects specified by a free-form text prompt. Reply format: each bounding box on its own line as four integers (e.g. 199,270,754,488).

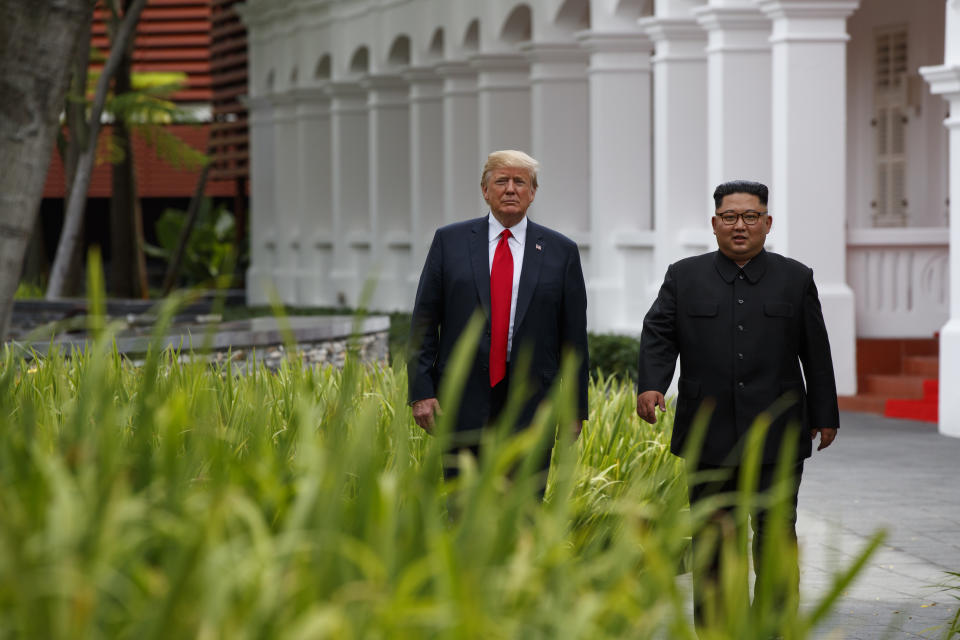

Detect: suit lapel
513,220,543,333
469,217,492,319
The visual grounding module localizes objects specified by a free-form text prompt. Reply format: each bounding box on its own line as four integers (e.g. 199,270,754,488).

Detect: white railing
847,227,949,338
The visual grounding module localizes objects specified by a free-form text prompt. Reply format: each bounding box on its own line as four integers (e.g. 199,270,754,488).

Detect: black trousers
687,459,804,627
443,371,553,492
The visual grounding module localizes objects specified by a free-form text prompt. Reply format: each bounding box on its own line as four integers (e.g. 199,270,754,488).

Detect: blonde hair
481,150,539,189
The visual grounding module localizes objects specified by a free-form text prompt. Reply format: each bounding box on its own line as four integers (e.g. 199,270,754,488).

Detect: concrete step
862,374,928,397
838,394,887,415
886,396,938,423
903,355,939,378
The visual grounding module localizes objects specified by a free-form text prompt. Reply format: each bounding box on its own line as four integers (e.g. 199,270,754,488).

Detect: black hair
712,180,768,209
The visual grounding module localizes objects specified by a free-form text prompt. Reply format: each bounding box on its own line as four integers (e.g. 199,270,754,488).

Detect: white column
694,2,772,193
577,30,656,332
523,43,589,237
639,13,710,283
406,67,445,286
296,87,334,307
364,74,411,311
757,0,860,395
271,94,301,305
471,54,532,160
325,81,369,308
920,0,960,437
435,62,482,222
245,96,277,306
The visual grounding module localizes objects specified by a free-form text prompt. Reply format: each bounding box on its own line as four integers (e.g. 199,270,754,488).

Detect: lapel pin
535,243,542,251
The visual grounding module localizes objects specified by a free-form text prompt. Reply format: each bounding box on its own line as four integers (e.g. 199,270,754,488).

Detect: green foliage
145,199,241,287
588,333,641,382
378,316,640,378
942,571,960,639
0,292,881,639
13,281,44,300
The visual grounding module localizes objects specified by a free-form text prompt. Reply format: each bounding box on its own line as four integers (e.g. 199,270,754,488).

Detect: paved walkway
798,411,960,639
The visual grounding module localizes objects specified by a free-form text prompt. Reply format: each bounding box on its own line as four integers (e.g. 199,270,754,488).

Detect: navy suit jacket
408,215,589,433
637,249,839,465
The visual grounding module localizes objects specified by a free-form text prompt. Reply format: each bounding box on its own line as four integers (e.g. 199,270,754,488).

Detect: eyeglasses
715,210,767,226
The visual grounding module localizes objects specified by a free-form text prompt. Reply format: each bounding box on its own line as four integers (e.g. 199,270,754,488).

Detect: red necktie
490,229,513,387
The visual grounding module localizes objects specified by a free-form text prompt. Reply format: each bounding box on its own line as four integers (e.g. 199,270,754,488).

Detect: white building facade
239,0,958,436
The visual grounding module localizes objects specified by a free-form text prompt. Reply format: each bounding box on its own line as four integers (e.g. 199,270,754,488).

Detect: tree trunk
0,0,97,338
162,161,212,295
45,0,148,300
109,9,141,298
59,11,94,297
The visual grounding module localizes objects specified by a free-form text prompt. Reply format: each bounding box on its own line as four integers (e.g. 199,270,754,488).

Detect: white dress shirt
488,213,526,358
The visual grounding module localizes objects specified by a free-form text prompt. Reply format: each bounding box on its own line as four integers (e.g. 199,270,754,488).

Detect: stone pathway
798,411,960,639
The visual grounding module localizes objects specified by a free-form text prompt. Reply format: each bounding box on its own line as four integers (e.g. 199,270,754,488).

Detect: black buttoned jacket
638,249,839,466
408,216,590,433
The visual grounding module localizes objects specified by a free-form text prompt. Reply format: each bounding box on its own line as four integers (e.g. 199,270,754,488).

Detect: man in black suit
636,180,838,625
408,149,589,479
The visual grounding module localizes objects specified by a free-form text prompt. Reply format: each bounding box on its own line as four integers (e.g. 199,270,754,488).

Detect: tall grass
0,270,880,637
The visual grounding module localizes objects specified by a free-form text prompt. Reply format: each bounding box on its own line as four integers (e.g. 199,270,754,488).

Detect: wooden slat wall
208,0,249,181
91,0,213,103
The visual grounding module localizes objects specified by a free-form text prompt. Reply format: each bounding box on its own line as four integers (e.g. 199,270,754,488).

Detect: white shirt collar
488,213,527,245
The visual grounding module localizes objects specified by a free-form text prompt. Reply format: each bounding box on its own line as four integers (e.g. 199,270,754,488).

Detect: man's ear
710,215,720,234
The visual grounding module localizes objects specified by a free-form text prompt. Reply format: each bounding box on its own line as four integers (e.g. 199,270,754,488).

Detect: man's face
482,166,536,228
711,192,772,264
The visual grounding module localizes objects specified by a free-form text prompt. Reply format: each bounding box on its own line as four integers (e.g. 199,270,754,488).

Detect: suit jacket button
738,324,744,331
738,382,745,389
738,298,744,304
738,352,744,360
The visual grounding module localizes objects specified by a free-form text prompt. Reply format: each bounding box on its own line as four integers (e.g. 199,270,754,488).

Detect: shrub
0,338,879,638
588,332,641,382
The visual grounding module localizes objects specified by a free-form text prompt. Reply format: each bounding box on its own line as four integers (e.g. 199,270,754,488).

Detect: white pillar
757,0,860,396
471,54,532,160
296,87,335,307
325,81,369,308
364,74,411,311
523,43,589,236
639,11,710,283
271,94,302,305
920,0,960,437
406,67,445,287
694,2,772,193
435,61,482,222
577,29,656,332
245,96,277,306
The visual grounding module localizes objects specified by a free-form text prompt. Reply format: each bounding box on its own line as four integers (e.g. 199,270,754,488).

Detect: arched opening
500,5,532,44
349,46,370,74
427,27,444,60
289,65,299,85
387,35,411,67
265,69,275,91
463,19,480,51
315,54,331,79
613,0,653,20
555,0,590,31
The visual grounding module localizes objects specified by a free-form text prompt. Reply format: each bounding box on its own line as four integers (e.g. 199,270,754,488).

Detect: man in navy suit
408,150,589,476
636,179,839,626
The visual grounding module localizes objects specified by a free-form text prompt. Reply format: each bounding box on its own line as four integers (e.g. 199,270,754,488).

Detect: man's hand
637,390,666,424
412,397,441,433
811,427,837,451
571,420,583,440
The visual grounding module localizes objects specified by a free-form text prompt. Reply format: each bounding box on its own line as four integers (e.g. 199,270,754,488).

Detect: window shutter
872,26,909,227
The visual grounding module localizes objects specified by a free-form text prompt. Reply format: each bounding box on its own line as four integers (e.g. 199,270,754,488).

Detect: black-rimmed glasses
715,211,767,225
